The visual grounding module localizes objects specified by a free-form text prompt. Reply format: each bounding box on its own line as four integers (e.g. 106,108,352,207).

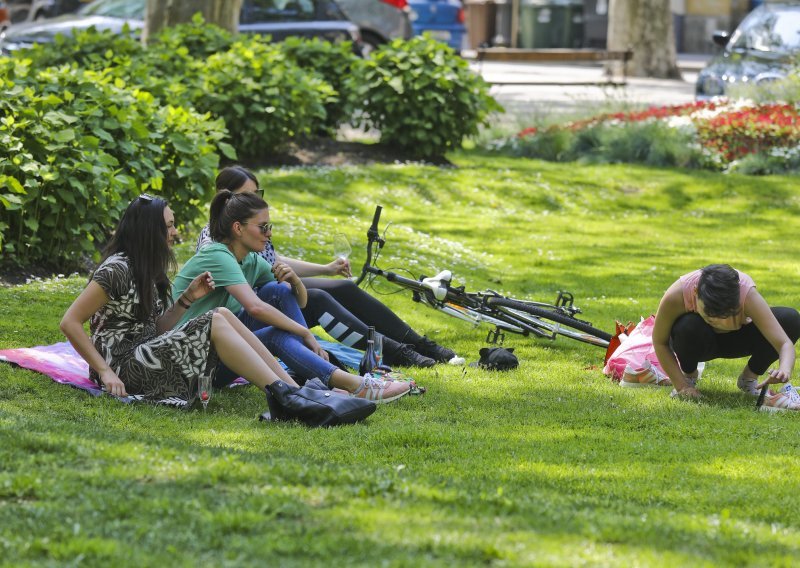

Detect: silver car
336,0,411,53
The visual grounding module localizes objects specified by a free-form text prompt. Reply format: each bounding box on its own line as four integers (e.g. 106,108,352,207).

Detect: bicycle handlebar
368,205,382,239
355,205,384,285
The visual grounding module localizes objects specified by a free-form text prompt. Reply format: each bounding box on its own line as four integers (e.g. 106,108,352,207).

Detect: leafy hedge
190,38,334,162
349,35,503,158
281,36,359,134
1,22,503,268
0,60,226,267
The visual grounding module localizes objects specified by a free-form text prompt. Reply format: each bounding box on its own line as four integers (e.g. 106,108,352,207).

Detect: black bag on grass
264,379,376,427
470,347,519,371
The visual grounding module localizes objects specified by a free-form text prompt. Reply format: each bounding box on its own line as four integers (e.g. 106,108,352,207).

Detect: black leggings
670,307,800,375
300,278,421,352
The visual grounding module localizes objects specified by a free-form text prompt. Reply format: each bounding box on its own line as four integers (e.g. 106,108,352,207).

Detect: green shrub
0,61,227,268
280,36,359,134
503,128,575,161
133,15,237,103
599,122,699,168
500,121,701,169
349,35,502,158
191,37,334,161
12,19,332,162
726,146,800,175
19,25,144,72
145,13,235,60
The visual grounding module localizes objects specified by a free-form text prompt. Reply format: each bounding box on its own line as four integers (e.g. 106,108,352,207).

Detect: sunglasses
138,193,155,202
241,222,273,235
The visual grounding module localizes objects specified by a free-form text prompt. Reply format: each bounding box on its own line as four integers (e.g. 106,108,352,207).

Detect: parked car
336,0,412,54
407,0,465,52
5,0,87,23
695,2,800,100
0,0,363,53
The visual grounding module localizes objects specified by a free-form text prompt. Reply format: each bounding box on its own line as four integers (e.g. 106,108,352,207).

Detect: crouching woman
653,263,800,410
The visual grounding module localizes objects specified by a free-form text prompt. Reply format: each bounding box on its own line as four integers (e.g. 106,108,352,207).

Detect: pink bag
603,316,668,382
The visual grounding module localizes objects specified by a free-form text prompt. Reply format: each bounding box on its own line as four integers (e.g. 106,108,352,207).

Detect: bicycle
355,205,612,349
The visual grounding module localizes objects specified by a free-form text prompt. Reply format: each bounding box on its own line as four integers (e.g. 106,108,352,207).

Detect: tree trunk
144,0,243,43
607,0,681,79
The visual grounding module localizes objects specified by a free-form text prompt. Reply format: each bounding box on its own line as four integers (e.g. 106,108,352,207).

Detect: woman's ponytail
208,190,268,243
209,189,234,242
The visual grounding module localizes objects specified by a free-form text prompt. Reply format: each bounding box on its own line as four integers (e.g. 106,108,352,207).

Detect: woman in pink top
652,264,800,403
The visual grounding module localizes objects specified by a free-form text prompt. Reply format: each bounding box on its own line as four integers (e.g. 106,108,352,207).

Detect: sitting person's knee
306,288,333,302
257,281,292,301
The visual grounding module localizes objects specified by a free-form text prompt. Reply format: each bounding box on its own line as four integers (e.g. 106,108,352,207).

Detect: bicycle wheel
486,296,611,348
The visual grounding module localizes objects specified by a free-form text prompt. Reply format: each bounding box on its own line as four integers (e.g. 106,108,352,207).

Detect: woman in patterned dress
60,194,300,405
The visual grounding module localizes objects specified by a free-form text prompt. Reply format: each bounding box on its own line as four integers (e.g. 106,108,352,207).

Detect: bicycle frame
356,206,610,348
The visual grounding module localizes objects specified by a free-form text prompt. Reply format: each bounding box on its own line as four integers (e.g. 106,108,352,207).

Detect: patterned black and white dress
89,253,218,404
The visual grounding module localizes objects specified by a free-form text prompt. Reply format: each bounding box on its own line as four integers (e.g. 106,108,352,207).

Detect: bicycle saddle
421,270,452,301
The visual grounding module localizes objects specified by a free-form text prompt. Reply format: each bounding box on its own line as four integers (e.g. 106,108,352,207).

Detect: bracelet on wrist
177,296,192,310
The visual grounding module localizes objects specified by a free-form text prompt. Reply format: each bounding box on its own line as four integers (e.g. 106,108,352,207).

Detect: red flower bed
695,104,800,162
516,100,800,165
517,101,719,139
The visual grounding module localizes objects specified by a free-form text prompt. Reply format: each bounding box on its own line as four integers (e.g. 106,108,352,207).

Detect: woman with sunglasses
174,190,411,404
195,166,457,367
60,195,302,409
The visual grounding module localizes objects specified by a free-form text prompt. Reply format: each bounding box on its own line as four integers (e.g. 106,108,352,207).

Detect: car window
79,0,144,18
317,0,345,20
243,0,316,22
730,8,800,53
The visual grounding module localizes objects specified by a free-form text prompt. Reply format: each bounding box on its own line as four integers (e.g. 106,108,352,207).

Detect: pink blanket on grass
0,342,246,406
0,339,361,406
0,341,101,393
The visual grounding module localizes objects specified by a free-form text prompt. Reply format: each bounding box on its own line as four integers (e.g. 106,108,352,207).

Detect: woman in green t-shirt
174,191,410,404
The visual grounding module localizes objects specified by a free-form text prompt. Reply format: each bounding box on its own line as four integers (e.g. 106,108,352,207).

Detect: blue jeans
214,282,337,387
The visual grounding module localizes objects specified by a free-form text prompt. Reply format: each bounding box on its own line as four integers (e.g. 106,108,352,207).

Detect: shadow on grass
2,357,799,563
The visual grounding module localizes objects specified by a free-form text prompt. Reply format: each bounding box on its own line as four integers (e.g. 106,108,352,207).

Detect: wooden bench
475,48,634,87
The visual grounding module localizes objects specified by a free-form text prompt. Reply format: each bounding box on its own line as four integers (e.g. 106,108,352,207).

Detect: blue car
408,0,465,52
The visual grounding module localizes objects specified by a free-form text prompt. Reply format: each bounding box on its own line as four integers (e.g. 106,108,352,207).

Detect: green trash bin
518,0,583,49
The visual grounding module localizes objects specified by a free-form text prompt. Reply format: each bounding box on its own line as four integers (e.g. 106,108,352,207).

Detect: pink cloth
0,342,100,393
680,268,755,329
0,342,247,400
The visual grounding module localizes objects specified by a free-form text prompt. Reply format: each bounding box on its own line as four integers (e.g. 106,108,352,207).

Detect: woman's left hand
272,261,300,285
327,257,351,278
186,271,215,302
757,368,791,389
302,331,329,361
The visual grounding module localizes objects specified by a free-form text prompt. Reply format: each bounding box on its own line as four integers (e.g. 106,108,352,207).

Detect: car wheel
360,31,384,58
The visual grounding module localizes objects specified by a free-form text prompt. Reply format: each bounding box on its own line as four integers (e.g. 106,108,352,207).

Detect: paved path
468,54,709,124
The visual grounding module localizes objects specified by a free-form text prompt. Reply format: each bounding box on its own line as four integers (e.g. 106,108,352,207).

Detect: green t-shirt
173,243,274,325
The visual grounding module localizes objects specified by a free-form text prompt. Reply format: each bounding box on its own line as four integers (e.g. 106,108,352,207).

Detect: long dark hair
209,190,269,243
100,195,176,321
698,263,740,318
216,165,259,192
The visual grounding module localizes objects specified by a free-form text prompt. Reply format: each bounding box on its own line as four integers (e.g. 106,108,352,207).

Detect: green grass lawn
2,151,799,566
